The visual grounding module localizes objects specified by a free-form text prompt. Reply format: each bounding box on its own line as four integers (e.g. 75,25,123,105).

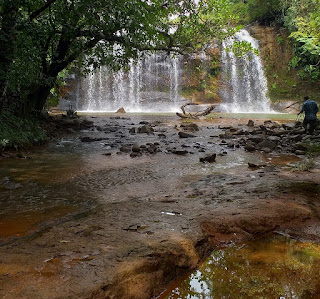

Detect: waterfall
219,29,273,113
72,53,186,113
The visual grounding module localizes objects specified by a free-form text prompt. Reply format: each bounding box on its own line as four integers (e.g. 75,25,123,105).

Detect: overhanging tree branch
29,0,58,21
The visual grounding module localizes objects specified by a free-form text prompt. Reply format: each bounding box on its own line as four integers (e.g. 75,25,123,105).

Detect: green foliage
276,36,284,44
294,157,315,171
226,40,260,57
245,0,283,24
0,0,241,115
0,113,47,149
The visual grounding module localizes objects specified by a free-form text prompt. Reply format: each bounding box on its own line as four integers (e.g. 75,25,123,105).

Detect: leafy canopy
0,0,242,114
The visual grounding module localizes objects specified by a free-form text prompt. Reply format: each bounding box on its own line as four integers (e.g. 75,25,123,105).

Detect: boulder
120,146,131,153
178,131,195,138
200,154,216,163
80,119,94,129
248,136,264,144
261,147,271,153
282,123,295,130
271,130,288,136
258,140,277,150
132,144,141,153
247,120,255,127
138,125,154,134
172,150,188,155
116,107,126,113
180,123,199,131
267,136,281,142
244,144,256,152
129,127,136,134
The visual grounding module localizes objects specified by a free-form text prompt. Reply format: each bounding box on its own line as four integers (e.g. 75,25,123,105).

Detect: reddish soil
0,116,320,299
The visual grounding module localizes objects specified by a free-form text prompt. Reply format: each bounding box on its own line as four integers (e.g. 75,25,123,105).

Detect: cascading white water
219,29,273,113
73,54,186,112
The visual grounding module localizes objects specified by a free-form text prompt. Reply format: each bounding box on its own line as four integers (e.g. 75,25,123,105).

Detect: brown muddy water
0,114,315,297
159,234,320,299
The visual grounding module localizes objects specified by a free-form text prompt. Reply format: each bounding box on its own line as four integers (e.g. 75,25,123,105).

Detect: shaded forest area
0,0,320,148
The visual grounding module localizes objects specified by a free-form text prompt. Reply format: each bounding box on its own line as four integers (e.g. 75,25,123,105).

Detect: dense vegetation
0,0,241,117
232,0,320,82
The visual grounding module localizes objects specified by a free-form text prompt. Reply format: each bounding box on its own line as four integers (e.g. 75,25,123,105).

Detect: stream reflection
160,235,320,298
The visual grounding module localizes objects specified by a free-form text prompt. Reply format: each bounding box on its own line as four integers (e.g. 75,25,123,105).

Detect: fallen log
176,103,215,119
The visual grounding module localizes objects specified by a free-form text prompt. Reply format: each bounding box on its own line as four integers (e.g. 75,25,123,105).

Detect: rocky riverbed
0,113,320,298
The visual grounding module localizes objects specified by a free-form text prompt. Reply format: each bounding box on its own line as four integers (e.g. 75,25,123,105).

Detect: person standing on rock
298,96,319,134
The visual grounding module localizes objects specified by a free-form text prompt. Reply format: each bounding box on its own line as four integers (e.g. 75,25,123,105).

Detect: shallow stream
160,235,320,298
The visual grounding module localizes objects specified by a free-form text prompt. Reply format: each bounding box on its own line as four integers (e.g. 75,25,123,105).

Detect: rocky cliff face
181,47,222,105
249,24,320,105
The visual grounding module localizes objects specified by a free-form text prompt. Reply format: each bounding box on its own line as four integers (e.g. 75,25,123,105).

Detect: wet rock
80,119,94,129
244,144,256,152
102,153,112,156
1,177,21,190
80,137,105,142
288,135,303,142
261,147,271,153
138,125,154,134
248,163,266,168
139,121,149,125
16,154,33,159
291,128,305,135
131,144,141,153
258,140,276,150
116,107,126,113
295,150,306,155
282,123,295,130
172,150,188,155
200,153,216,163
158,133,166,138
147,144,158,154
178,132,195,138
248,136,264,144
120,146,131,153
219,134,234,139
218,125,231,129
180,123,199,131
267,136,280,142
271,130,288,136
247,120,255,127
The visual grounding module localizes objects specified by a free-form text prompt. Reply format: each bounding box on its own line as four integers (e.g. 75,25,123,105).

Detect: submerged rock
200,153,216,163
178,131,196,138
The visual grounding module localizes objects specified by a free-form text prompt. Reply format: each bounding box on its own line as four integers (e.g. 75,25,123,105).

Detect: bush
0,113,47,150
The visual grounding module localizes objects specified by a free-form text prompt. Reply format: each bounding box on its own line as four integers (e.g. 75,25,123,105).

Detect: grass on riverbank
0,113,47,150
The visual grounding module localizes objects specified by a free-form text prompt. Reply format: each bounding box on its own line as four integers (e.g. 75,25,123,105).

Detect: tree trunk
176,103,215,119
25,83,54,114
0,3,19,114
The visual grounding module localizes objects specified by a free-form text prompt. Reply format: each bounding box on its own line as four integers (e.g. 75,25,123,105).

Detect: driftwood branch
283,101,299,110
176,103,215,119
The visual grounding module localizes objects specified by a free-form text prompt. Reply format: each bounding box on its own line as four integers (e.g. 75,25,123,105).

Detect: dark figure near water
298,96,319,134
